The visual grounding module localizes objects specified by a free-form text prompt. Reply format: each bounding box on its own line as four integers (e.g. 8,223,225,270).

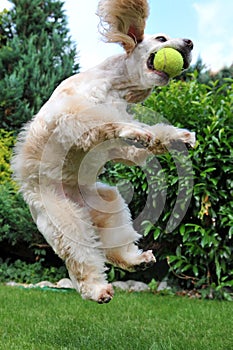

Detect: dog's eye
155,36,167,43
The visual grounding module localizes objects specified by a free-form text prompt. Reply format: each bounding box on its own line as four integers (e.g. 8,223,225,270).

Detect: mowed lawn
0,285,232,350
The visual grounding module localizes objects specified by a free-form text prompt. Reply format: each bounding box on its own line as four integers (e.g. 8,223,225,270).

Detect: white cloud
193,1,222,36
193,0,233,71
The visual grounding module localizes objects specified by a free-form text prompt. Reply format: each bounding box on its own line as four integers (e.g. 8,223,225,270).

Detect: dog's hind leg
31,187,114,303
89,183,156,271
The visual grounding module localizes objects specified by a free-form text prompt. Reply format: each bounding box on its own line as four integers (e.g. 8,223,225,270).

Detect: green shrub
145,76,233,289
0,259,67,284
102,75,233,298
0,129,15,185
0,182,41,247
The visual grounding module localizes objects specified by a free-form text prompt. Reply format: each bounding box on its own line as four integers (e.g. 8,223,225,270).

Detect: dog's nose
184,39,194,50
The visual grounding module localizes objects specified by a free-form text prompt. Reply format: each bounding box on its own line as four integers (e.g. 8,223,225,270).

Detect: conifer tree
0,0,79,131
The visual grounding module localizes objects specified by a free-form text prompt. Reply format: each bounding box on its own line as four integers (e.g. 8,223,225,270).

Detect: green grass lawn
0,285,232,350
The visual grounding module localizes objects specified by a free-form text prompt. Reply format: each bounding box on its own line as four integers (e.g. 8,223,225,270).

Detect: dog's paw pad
97,284,114,304
135,260,155,271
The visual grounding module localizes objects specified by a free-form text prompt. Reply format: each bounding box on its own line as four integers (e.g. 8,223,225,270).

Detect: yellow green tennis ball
153,48,184,78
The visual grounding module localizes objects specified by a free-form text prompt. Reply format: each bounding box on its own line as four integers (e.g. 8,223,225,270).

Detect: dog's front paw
148,124,196,154
134,250,156,271
174,129,196,148
119,126,152,148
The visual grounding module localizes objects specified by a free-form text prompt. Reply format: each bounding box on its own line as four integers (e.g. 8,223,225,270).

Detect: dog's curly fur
11,0,195,303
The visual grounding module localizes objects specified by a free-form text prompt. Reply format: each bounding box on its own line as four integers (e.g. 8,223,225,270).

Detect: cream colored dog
12,0,195,303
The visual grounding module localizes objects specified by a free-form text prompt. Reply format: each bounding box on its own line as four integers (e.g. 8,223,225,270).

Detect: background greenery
0,0,232,300
0,0,79,130
102,75,233,299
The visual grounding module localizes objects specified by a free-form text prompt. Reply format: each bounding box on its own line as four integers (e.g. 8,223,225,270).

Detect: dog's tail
97,0,149,54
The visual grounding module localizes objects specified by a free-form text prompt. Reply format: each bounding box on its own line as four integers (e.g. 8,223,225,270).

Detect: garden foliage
102,74,233,297
0,129,15,185
0,258,67,284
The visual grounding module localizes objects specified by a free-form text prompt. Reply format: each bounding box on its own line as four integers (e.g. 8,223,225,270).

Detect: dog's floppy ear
97,0,149,55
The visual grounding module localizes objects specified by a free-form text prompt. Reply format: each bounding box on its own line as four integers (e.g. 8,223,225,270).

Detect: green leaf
153,227,161,240
192,265,199,277
142,221,154,236
179,224,185,235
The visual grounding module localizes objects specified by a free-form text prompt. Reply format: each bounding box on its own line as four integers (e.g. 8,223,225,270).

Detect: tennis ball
153,48,184,78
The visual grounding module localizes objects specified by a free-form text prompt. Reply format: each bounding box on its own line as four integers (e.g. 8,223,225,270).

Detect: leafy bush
145,76,233,289
0,259,67,284
102,74,233,297
0,180,67,281
0,129,15,185
0,182,41,247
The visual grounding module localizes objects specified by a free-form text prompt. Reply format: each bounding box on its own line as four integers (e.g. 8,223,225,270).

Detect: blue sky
1,0,233,72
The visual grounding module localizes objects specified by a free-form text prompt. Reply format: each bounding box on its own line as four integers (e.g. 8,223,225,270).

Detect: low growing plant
0,258,67,284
